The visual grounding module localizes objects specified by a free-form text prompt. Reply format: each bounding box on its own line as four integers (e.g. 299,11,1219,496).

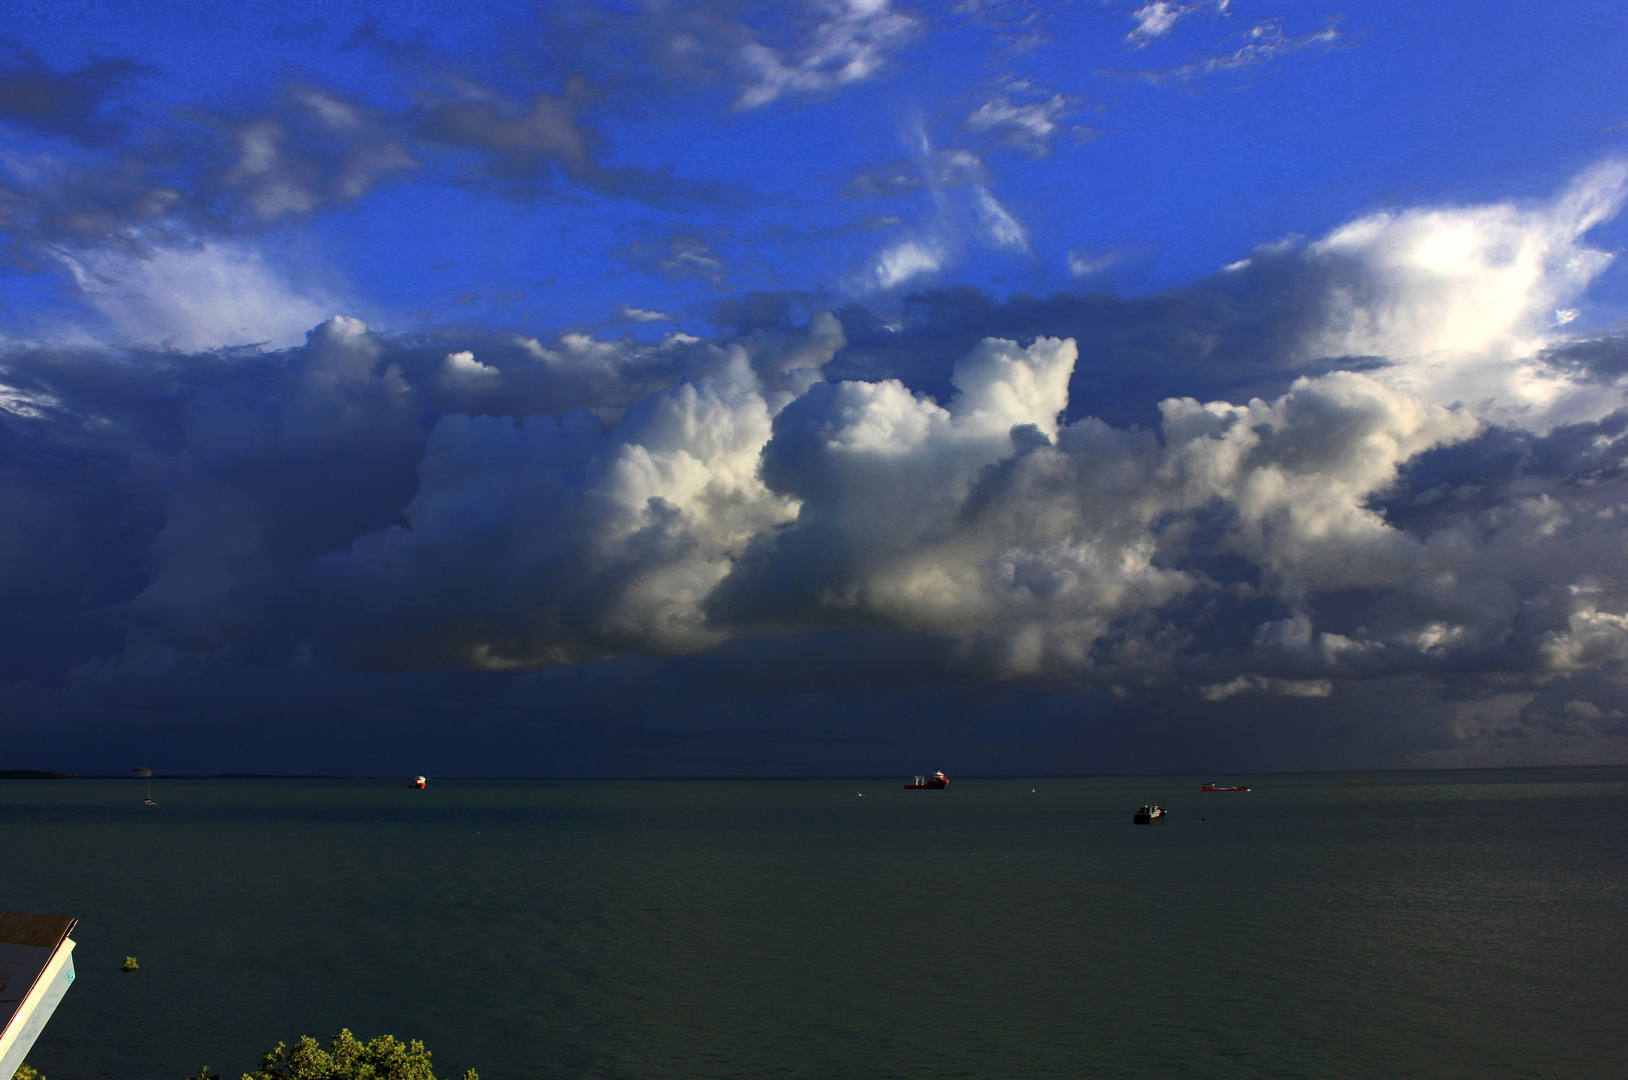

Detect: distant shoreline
4,763,1626,782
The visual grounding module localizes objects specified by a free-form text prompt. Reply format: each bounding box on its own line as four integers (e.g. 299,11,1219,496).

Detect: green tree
13,1064,44,1080
223,1029,476,1080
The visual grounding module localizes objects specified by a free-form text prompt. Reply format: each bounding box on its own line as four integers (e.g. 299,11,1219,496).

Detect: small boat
1201,783,1250,792
411,776,427,789
1133,804,1166,823
905,771,949,789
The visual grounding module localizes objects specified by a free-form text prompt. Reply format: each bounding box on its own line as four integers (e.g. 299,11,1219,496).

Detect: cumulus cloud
7,164,1628,768
441,349,501,387
1253,160,1628,430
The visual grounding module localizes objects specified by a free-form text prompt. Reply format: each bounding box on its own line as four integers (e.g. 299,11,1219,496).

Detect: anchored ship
905,771,949,789
1201,783,1250,792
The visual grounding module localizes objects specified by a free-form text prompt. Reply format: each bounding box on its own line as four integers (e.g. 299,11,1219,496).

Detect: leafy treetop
185,1029,477,1080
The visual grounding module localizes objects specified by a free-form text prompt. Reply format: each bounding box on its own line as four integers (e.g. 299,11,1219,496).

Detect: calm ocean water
3,769,1625,1080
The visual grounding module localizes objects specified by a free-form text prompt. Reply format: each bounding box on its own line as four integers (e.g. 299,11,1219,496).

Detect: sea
2,768,1625,1080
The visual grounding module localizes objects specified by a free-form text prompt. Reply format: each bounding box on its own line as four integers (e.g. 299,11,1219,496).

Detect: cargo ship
905,771,948,789
1201,783,1250,792
1133,804,1166,823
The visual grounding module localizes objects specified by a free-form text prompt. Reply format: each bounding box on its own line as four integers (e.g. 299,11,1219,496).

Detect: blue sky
5,1,1628,775
7,0,1626,340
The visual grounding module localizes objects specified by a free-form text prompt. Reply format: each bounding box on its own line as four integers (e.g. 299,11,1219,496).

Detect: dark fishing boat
1133,804,1166,823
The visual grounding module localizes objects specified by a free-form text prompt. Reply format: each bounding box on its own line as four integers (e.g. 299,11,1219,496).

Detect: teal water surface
2,770,1625,1079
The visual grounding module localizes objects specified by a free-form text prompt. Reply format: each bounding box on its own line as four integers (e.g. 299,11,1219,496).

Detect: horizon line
3,763,1626,782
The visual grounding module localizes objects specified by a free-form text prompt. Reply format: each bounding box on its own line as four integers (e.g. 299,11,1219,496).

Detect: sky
4,0,1628,776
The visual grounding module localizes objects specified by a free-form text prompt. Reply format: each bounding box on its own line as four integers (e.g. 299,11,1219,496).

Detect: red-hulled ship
1201,783,1249,792
905,771,949,789
411,775,427,789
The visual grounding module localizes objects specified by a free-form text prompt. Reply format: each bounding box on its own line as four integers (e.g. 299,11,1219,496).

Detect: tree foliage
222,1029,476,1080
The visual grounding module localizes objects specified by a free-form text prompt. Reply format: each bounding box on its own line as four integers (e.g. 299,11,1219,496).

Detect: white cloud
1201,675,1333,701
619,304,675,323
442,349,500,387
1542,606,1628,671
1122,17,1339,81
868,238,945,290
53,240,347,351
0,379,62,419
1124,2,1237,47
974,187,1030,252
966,87,1088,156
713,339,1476,677
1068,248,1121,278
1127,2,1184,44
1295,159,1628,429
734,0,919,108
853,132,1032,291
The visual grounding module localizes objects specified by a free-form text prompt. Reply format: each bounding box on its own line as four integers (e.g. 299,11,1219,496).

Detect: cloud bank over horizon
6,163,1628,772
5,2,1628,774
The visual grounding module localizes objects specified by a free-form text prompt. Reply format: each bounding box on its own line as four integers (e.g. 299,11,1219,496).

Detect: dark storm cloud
412,76,735,207
0,44,148,145
416,78,603,186
0,160,187,259
0,82,415,254
0,51,722,275
1537,332,1628,383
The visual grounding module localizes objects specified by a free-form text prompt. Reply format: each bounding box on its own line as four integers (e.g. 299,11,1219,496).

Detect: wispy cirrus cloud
650,0,920,109
730,0,920,108
847,126,1031,292
1109,16,1342,82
